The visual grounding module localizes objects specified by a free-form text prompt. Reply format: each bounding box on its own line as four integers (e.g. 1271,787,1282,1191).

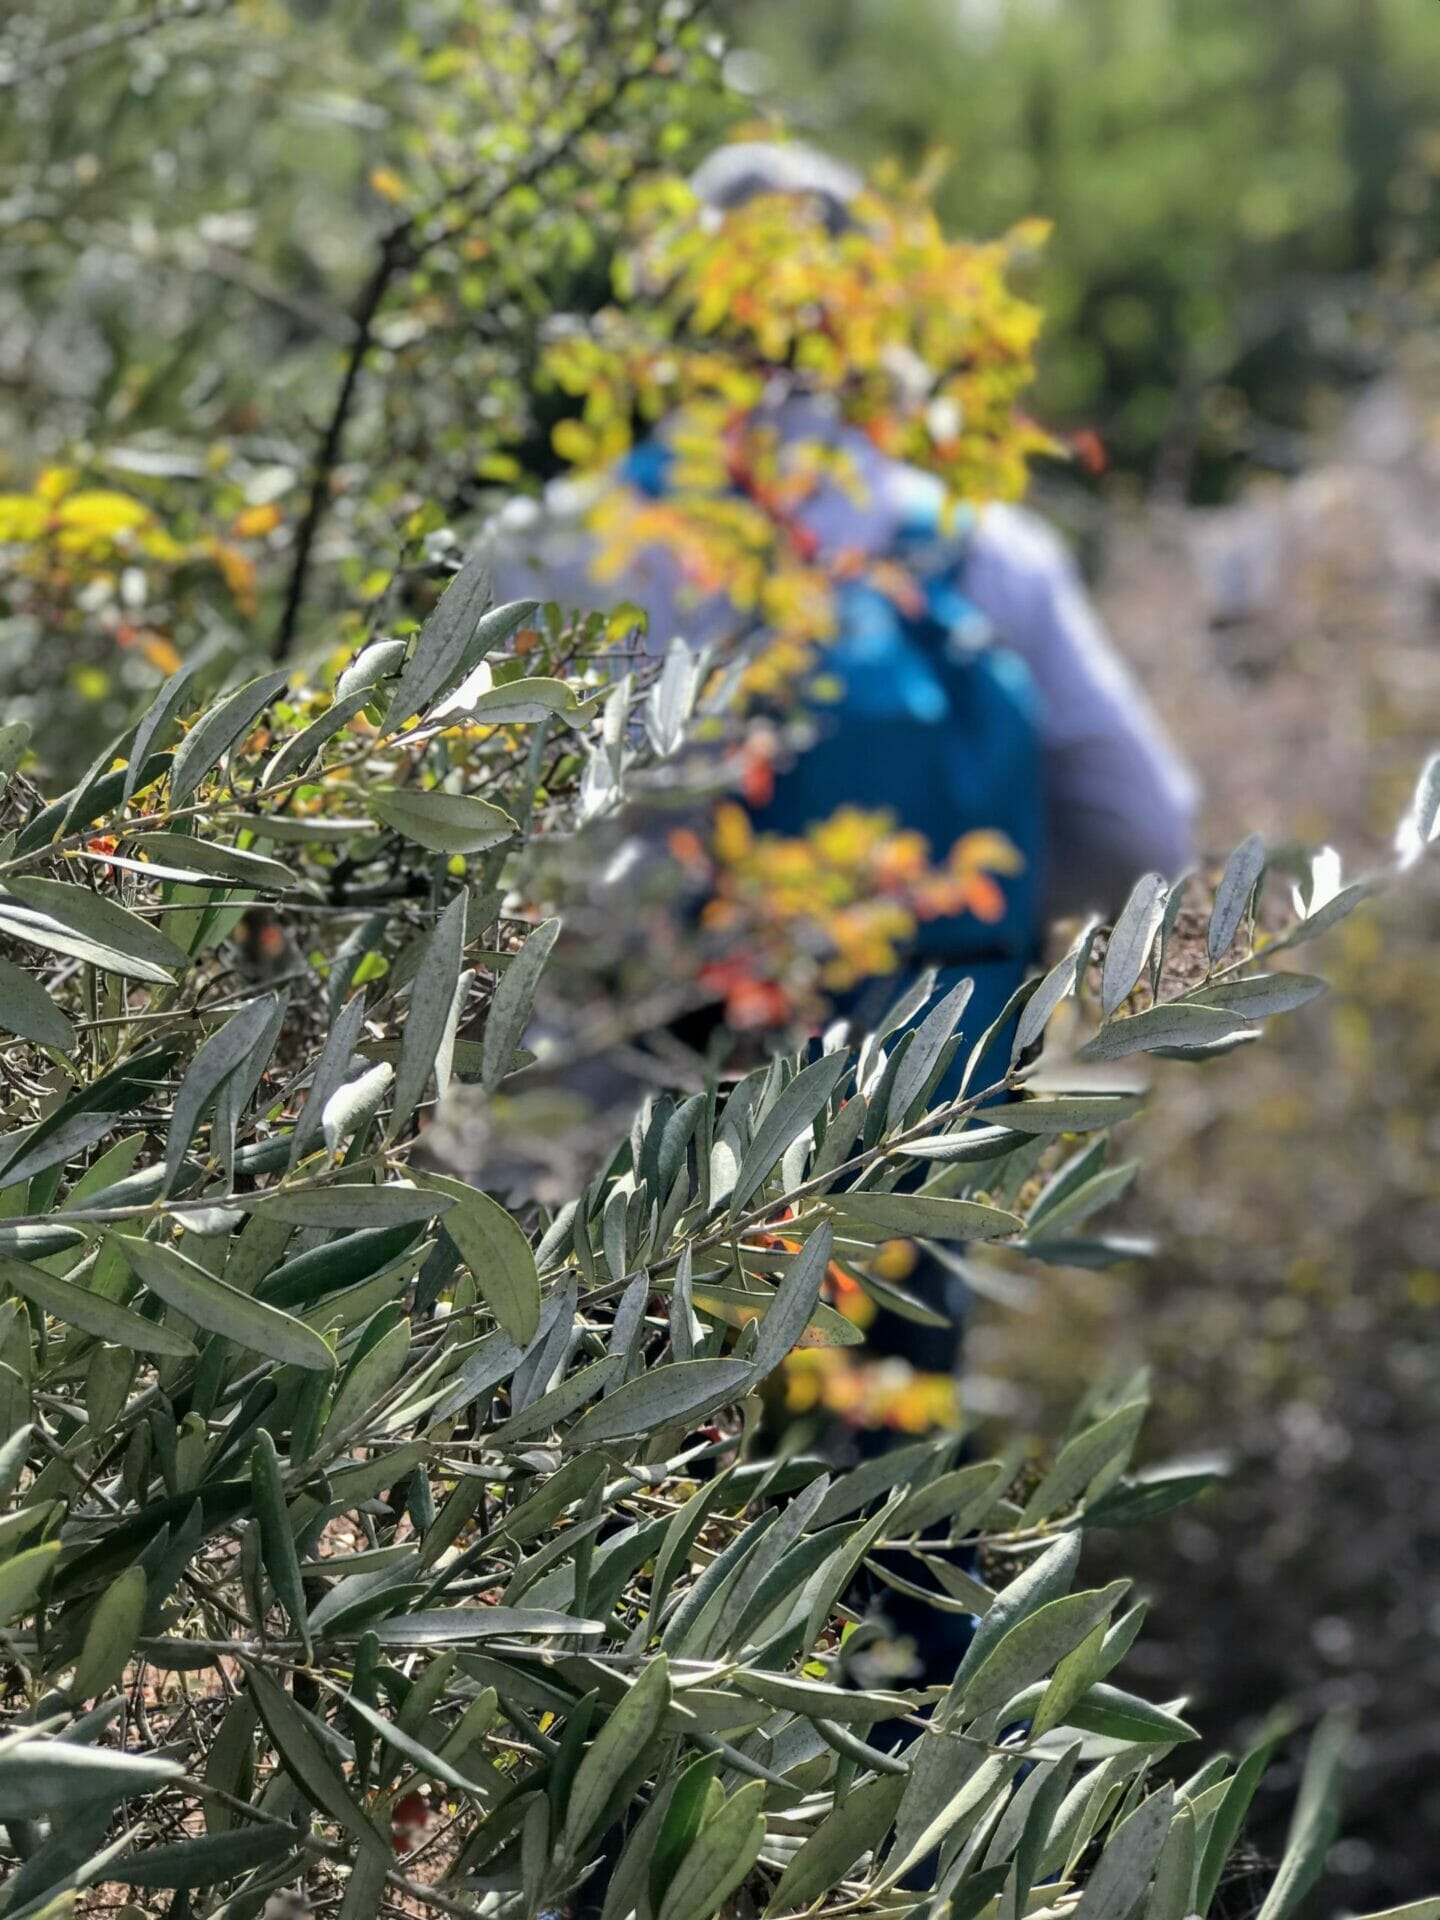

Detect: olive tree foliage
2,6,1440,1919
0,550,1437,1918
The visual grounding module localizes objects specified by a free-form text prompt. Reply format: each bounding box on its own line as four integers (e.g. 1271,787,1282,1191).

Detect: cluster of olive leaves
0,560,1437,1920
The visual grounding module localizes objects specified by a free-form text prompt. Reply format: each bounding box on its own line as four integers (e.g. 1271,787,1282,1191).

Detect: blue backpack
625,445,1046,1067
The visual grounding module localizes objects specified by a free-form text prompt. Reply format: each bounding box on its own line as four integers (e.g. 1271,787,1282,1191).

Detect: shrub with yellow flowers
670,799,1024,1031
0,465,280,730
544,167,1056,701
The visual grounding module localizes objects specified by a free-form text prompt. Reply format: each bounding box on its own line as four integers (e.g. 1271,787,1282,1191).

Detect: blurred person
485,145,1197,1672
494,143,1195,1034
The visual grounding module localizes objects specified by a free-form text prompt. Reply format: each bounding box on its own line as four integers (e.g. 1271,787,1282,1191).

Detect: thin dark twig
273,226,414,660
272,5,699,660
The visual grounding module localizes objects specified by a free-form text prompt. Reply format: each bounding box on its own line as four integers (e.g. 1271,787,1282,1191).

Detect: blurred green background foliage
730,0,1440,492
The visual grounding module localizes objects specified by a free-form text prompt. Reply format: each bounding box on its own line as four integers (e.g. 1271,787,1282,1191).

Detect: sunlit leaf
0,1252,196,1358
414,1171,540,1344
169,670,291,802
5,875,186,980
481,915,560,1093
370,786,518,854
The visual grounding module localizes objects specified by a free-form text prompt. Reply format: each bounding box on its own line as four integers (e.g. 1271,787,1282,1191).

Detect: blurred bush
730,0,1440,491
0,1,732,776
968,358,1440,1905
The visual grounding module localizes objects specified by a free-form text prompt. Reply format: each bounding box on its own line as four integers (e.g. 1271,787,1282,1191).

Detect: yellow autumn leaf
232,502,283,539
0,495,48,541
369,166,409,204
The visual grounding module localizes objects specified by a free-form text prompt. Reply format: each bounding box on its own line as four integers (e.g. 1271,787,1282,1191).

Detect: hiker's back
743,489,1046,1052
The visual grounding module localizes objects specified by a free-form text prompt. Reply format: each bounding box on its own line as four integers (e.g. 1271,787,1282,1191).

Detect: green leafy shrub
4,10,1440,1917
0,558,1437,1918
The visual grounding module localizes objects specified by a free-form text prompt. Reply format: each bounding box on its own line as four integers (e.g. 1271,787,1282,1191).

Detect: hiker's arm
967,505,1199,919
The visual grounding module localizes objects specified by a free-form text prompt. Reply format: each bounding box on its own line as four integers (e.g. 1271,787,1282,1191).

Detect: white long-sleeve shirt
964,502,1198,916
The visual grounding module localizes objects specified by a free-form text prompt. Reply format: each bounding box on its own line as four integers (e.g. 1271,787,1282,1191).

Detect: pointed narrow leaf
1014,922,1096,1063
252,1429,312,1660
482,916,560,1092
337,637,409,700
731,1670,911,1722
254,1182,443,1229
730,1053,850,1218
1000,1745,1083,1920
0,1252,195,1358
0,1738,181,1819
214,989,287,1188
111,1234,335,1371
0,1541,59,1624
1191,973,1327,1019
340,1687,492,1799
264,687,375,787
1209,833,1265,963
1102,874,1168,1016
1079,1004,1252,1062
886,1753,1017,1887
370,1606,599,1647
1074,1786,1174,1920
113,1823,298,1889
0,718,30,787
1196,1729,1283,1914
456,676,595,727
124,664,198,803
649,1757,721,1914
7,876,186,979
1022,1401,1147,1523
563,1655,672,1855
961,1584,1128,1720
169,670,291,801
1254,1713,1351,1920
166,995,286,1193
1027,1163,1137,1241
0,1222,85,1259
1397,750,1440,867
656,1782,766,1920
244,1664,388,1859
567,1359,754,1448
1285,878,1371,946
766,1769,905,1915
370,787,518,855
414,1171,540,1344
830,1192,1024,1242
0,953,75,1051
289,991,368,1168
947,1532,1082,1709
383,552,494,728
887,976,974,1123
71,1565,148,1701
1147,1804,1197,1920
127,833,296,891
1068,1684,1198,1744
750,1221,834,1377
997,1093,1146,1134
390,891,468,1137
458,597,542,676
